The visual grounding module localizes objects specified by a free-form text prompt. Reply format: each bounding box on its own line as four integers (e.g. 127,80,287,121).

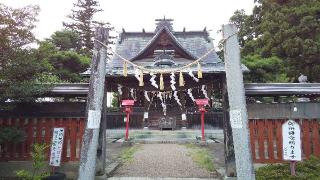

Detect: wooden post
125,110,130,141
223,24,255,180
200,109,205,141
78,27,109,180
95,90,108,175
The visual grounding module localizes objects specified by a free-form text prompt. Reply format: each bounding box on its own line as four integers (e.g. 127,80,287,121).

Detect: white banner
282,120,301,161
49,128,65,167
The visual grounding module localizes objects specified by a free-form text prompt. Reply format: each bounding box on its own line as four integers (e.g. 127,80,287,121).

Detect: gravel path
112,144,211,178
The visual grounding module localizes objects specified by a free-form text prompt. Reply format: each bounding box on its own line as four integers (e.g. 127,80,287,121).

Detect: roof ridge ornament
155,16,173,33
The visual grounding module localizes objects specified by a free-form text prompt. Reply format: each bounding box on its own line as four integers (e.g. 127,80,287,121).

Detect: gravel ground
112,144,211,178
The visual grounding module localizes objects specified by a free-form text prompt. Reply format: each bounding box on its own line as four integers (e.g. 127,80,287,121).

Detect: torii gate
77,25,255,180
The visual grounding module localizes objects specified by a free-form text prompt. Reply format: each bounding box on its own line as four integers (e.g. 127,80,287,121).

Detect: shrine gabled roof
108,27,222,69
130,27,197,61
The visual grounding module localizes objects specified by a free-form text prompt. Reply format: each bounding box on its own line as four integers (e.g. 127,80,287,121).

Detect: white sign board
143,112,148,119
87,110,101,129
230,109,243,128
49,128,65,166
282,120,301,161
181,113,187,121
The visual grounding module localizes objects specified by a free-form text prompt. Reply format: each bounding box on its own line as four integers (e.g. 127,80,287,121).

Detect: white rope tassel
170,72,176,91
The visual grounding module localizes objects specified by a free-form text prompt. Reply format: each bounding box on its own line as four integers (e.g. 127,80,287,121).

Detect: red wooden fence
1,117,319,164
249,119,320,163
0,117,85,162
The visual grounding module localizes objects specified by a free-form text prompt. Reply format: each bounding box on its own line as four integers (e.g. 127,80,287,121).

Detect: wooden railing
1,116,319,164
249,119,320,163
0,117,85,162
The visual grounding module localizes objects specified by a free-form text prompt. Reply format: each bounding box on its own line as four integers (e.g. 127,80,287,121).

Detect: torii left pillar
78,27,109,180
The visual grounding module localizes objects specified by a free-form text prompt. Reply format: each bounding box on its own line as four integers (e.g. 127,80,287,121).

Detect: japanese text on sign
87,110,101,129
282,120,301,161
49,128,65,167
230,109,243,128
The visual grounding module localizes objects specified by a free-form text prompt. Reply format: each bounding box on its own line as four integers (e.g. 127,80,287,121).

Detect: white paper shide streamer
144,91,150,102
134,68,140,81
130,88,136,100
157,92,167,115
187,89,195,102
201,85,209,99
149,72,158,89
188,70,199,82
170,72,176,91
173,91,181,106
117,84,123,96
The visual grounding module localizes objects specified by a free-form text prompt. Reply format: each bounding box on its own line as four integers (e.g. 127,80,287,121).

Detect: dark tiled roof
131,27,197,61
108,29,222,71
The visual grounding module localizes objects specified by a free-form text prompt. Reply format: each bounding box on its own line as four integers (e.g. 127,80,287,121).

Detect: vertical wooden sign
282,120,301,176
49,128,65,167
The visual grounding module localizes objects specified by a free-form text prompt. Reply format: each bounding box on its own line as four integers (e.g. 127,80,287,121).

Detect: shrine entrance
101,17,229,132
78,18,255,180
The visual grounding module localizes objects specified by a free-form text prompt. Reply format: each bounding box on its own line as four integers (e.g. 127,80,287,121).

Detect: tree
242,55,289,83
229,0,320,82
36,34,90,83
0,3,39,68
63,0,105,55
47,51,90,82
0,3,55,102
50,29,81,51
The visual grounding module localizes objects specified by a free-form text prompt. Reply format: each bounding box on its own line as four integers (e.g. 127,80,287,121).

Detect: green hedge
256,156,320,180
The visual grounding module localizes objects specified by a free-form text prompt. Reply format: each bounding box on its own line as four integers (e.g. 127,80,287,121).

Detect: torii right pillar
222,24,255,180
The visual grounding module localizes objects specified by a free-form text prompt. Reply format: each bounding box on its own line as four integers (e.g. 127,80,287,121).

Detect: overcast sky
2,0,255,47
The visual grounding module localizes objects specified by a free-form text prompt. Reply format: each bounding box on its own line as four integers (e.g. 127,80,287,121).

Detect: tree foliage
230,0,320,82
0,4,55,102
63,0,105,55
243,55,289,83
0,127,25,144
47,51,90,82
0,3,39,67
50,29,81,51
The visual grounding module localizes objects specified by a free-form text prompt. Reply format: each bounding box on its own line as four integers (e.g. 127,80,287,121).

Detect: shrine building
85,17,247,130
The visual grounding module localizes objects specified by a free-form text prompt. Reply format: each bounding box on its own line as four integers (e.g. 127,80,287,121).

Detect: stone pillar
95,90,108,175
223,24,255,180
78,27,109,180
222,79,236,177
